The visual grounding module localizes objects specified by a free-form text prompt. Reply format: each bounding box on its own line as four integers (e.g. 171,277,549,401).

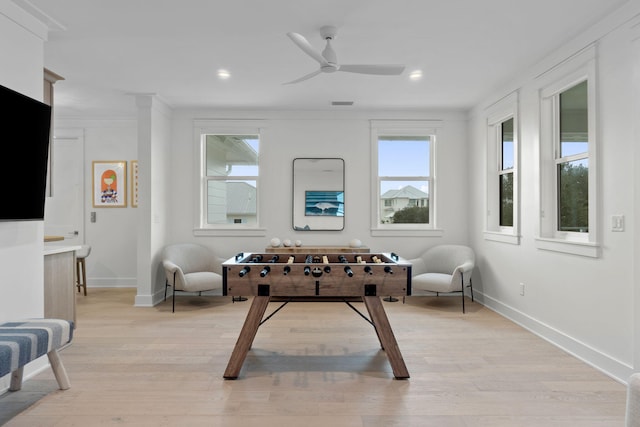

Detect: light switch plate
611,215,624,232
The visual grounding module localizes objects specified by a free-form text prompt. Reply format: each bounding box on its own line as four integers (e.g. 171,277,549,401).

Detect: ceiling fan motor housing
319,25,337,41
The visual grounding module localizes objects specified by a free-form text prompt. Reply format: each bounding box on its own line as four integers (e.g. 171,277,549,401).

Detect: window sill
483,231,520,245
194,227,267,237
370,228,444,238
535,237,600,258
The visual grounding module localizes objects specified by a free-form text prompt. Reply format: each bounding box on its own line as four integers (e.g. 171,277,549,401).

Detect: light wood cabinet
44,247,79,326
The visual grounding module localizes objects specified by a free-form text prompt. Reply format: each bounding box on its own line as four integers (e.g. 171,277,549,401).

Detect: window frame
370,120,442,237
536,45,598,257
485,92,520,244
193,120,266,237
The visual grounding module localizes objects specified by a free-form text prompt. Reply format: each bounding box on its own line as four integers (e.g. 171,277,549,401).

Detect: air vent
331,101,354,106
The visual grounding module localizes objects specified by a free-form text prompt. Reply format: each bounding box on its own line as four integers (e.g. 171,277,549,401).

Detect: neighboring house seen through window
370,120,440,236
376,134,433,227
202,134,259,227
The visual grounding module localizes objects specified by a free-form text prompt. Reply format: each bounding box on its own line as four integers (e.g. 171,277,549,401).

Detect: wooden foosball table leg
223,295,271,379
363,296,410,379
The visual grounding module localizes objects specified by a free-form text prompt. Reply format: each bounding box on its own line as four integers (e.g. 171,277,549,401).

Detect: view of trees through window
558,160,588,232
557,80,588,233
499,118,514,227
392,205,429,223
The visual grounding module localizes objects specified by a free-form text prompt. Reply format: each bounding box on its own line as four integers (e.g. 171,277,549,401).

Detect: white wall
75,108,468,306
54,118,138,287
165,110,468,260
467,4,640,382
0,0,50,390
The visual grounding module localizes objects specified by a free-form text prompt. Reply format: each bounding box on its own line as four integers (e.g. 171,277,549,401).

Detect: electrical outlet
519,283,525,296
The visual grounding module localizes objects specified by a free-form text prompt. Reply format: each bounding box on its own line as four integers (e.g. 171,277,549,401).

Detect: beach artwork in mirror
293,158,344,231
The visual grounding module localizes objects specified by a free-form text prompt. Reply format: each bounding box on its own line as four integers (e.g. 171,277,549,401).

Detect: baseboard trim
87,277,136,287
476,292,633,385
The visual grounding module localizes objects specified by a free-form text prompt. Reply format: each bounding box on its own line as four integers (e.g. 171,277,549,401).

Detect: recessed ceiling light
331,101,354,106
409,70,423,81
217,69,231,79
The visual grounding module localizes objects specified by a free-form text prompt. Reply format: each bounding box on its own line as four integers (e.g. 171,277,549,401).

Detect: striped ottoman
0,319,74,391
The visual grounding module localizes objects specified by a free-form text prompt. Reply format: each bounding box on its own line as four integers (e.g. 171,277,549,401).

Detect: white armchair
162,243,225,312
409,245,475,313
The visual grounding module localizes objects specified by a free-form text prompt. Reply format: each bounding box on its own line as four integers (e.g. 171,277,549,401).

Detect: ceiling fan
284,25,405,85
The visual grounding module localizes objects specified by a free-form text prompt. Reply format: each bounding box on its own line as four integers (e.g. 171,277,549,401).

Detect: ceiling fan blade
283,69,323,85
287,32,329,66
338,64,405,75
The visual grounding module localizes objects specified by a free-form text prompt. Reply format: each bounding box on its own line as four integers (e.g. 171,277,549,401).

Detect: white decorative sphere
282,239,292,247
294,240,302,247
349,238,362,248
270,237,281,247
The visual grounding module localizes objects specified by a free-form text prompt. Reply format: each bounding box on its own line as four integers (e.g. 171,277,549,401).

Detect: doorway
44,128,85,246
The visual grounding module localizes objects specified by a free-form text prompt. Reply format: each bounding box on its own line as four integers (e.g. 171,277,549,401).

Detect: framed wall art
92,160,127,207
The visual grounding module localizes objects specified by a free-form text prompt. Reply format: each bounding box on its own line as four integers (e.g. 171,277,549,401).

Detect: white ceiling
24,0,629,117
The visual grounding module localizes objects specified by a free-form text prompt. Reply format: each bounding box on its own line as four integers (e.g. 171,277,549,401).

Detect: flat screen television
0,83,52,221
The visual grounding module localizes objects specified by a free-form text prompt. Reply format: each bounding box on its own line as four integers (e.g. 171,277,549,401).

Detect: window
485,92,519,244
370,120,440,236
378,136,431,225
537,45,597,257
499,118,514,228
195,121,263,234
557,81,588,233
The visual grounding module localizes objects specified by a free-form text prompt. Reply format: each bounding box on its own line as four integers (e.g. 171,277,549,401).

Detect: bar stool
75,245,91,296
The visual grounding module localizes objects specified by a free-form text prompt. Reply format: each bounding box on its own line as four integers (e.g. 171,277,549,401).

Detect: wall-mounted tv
0,84,52,221
305,191,344,216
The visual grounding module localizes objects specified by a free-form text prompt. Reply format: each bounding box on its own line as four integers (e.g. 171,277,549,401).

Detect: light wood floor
1,288,626,426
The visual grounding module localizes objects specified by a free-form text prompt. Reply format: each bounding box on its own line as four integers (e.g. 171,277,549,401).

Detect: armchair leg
461,272,466,314
461,292,465,313
172,272,176,313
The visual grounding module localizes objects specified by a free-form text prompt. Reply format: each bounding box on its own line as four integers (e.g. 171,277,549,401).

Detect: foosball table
222,251,412,379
